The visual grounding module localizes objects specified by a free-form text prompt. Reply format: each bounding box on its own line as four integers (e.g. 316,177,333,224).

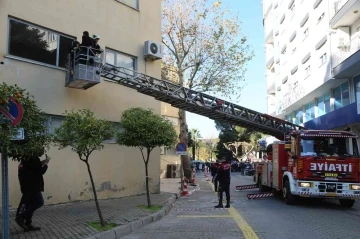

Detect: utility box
65,47,102,90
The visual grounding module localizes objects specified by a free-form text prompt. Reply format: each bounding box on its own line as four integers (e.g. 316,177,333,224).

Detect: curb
85,190,181,239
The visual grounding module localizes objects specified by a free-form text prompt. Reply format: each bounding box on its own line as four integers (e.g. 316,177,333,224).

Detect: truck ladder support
100,65,305,137
247,193,274,200
235,184,259,190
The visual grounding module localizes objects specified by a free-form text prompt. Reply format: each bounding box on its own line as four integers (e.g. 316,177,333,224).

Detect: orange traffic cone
182,180,189,196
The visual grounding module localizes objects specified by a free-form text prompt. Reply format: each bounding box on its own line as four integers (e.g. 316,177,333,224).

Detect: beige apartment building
0,0,166,207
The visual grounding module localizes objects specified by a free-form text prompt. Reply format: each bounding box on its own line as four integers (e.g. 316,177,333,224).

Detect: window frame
319,52,327,66
45,114,121,144
317,92,331,117
7,17,75,69
317,13,325,24
104,48,137,70
305,65,311,78
305,101,315,122
333,81,350,110
303,28,309,41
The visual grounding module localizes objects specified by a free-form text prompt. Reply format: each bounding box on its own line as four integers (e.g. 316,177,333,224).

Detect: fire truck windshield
300,137,360,158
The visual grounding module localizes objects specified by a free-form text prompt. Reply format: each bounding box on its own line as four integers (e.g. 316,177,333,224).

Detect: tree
53,109,113,227
0,83,50,161
188,128,201,160
162,0,253,178
116,108,177,207
215,120,265,161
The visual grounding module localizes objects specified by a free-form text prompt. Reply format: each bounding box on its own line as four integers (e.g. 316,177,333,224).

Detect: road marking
177,215,232,218
207,181,259,239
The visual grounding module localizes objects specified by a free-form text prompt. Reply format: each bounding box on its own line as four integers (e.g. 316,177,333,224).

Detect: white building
263,0,360,137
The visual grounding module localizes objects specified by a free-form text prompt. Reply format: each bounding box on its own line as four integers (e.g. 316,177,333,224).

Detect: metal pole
1,148,9,239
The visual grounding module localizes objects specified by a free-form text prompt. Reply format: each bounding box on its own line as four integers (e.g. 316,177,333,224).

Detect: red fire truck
254,129,360,208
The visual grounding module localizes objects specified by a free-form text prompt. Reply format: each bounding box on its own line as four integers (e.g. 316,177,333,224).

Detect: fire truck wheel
283,180,296,205
339,199,355,208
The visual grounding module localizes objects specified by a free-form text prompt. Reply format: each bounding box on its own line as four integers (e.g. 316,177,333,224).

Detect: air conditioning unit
166,164,181,178
144,40,163,60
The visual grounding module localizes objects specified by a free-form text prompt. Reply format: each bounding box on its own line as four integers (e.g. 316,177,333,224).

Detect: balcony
332,34,360,78
330,0,360,29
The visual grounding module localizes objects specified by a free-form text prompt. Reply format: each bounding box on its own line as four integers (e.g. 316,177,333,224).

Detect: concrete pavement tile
114,225,131,238
129,220,143,232
95,230,116,239
3,193,173,239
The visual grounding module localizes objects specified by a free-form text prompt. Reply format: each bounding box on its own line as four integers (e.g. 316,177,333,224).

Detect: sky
186,0,267,139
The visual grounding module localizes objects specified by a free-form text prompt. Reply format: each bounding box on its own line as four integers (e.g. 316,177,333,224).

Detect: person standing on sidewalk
15,149,50,232
214,158,231,208
211,160,220,192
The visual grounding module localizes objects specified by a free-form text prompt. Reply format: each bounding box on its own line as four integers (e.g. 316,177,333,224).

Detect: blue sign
176,143,188,155
0,97,24,126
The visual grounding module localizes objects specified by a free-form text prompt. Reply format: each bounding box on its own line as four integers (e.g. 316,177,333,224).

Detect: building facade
0,0,163,207
264,0,360,138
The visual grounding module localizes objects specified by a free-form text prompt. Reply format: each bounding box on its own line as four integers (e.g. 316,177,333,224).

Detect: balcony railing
330,0,349,19
332,33,360,68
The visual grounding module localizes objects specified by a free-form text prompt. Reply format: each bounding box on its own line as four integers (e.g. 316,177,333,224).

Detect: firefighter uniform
214,160,231,208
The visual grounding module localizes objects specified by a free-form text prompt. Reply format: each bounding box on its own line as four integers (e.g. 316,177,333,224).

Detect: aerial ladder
66,48,360,207
65,47,305,141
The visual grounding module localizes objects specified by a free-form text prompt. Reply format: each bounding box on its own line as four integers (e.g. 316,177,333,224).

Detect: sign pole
0,97,24,239
1,148,9,239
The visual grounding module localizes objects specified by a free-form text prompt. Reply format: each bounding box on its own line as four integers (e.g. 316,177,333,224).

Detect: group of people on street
211,158,231,208
15,148,50,232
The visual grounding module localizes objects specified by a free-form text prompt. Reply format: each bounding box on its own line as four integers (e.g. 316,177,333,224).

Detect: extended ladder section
65,48,305,138
100,65,305,138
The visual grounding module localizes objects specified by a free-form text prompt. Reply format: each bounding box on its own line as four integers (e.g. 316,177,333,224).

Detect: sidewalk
1,178,180,239
121,173,245,239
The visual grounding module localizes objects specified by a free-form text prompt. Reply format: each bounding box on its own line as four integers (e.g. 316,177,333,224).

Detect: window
355,75,360,105
8,18,74,68
46,115,119,143
317,92,331,117
116,0,139,9
319,53,327,66
105,48,137,78
303,28,309,40
290,3,295,16
300,136,359,158
295,107,303,124
305,102,315,122
286,115,293,123
305,65,310,78
163,116,179,126
333,81,350,110
317,13,325,24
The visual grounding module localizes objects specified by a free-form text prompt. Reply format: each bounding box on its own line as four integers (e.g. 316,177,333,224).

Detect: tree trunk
144,161,151,208
178,109,192,180
85,161,105,226
192,144,196,160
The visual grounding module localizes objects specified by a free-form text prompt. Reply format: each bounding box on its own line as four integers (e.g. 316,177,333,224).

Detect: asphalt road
122,172,360,239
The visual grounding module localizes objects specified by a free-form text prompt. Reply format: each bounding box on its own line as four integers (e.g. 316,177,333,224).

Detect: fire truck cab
255,130,360,208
